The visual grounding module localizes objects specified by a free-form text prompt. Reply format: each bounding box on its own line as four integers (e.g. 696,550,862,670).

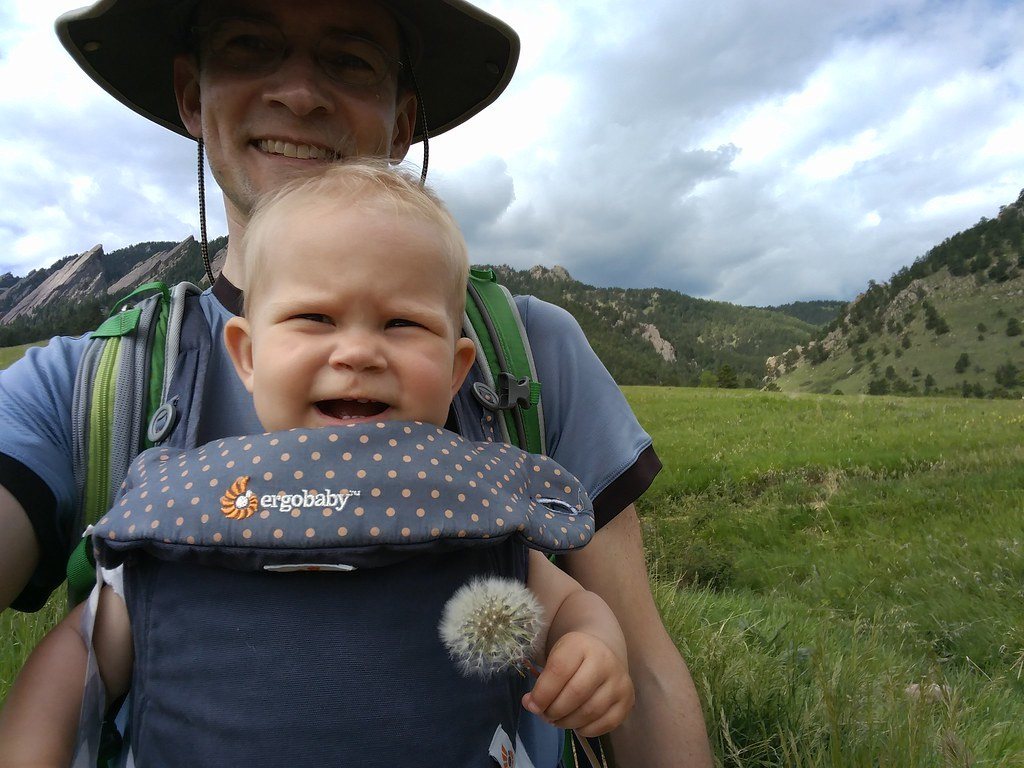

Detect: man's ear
223,317,256,393
389,90,418,160
450,337,476,396
173,53,203,139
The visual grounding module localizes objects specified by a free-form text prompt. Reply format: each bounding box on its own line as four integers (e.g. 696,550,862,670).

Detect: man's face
224,202,475,433
174,0,417,223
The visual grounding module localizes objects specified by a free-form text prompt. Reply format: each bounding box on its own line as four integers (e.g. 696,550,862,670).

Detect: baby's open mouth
316,398,389,421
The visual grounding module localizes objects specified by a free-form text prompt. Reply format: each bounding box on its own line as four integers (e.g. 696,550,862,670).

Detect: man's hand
523,630,635,737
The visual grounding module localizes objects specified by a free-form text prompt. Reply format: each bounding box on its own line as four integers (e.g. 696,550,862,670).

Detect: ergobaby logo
220,476,361,520
221,476,259,520
261,488,361,514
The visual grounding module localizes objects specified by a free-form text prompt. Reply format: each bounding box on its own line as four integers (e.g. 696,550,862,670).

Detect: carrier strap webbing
67,282,196,606
464,269,545,456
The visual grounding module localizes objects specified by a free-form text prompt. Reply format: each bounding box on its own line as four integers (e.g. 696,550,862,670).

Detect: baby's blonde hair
241,161,469,322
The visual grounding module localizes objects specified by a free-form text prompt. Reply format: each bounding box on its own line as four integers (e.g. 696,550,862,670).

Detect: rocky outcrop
528,264,572,283
0,236,224,326
108,238,196,296
640,323,676,362
2,245,106,323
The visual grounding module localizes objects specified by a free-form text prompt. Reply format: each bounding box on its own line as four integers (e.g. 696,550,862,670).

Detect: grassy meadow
631,387,1024,766
2,384,1023,765
0,341,47,370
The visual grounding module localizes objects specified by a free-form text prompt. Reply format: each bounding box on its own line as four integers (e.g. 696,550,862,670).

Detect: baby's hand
521,631,635,737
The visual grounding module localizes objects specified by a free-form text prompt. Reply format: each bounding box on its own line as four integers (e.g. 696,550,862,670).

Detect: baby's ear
450,337,476,396
223,317,256,393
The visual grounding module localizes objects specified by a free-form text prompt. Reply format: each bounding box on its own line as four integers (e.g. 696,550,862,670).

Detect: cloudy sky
1,0,1022,306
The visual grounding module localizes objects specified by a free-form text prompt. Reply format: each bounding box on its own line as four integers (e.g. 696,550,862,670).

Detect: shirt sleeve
0,335,90,610
516,296,662,528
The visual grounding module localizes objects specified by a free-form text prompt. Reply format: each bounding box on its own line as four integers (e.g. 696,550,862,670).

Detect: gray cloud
0,93,222,273
433,157,517,248
437,0,1024,304
2,0,1023,306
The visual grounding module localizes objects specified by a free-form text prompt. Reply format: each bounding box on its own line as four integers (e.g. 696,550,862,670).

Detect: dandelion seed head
439,576,543,679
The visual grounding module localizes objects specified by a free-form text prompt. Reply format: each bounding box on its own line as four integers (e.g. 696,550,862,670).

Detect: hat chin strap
197,137,215,287
402,41,429,186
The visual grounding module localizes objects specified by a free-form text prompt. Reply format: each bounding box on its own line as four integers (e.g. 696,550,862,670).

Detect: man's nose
262,50,335,116
328,328,386,371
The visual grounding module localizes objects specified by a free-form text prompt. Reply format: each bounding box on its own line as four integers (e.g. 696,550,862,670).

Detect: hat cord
197,138,215,287
402,47,429,185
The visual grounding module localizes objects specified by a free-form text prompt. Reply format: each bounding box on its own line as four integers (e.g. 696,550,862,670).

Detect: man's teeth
257,139,336,161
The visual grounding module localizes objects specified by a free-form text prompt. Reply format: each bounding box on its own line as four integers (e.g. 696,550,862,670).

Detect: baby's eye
385,318,423,329
293,313,333,324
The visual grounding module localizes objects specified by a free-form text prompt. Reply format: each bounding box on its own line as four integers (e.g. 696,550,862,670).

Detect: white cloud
1,0,1023,304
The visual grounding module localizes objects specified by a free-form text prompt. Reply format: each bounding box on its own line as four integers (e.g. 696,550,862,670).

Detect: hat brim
55,0,519,142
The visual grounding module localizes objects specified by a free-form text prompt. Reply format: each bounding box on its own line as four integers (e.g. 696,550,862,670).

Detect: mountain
767,190,1024,397
0,241,820,387
0,237,227,347
486,265,817,387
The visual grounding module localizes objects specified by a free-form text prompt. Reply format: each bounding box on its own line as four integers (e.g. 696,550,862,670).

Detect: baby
0,163,633,767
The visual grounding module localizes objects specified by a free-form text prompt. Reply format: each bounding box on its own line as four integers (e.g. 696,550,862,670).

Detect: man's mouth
255,139,339,162
316,398,389,421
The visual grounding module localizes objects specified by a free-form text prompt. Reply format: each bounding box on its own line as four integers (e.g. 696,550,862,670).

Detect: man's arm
564,503,713,768
0,485,40,612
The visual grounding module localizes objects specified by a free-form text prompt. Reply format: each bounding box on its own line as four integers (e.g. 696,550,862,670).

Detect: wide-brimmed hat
55,0,520,142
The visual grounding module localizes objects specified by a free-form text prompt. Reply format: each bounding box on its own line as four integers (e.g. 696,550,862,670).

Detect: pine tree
716,364,739,389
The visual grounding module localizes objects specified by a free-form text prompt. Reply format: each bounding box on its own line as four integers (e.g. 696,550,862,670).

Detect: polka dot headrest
92,421,594,571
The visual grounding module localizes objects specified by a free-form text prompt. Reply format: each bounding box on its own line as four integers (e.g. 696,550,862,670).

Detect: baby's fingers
547,665,634,733
559,677,636,737
522,641,587,716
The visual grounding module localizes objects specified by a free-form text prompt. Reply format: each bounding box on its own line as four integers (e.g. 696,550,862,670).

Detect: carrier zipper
85,339,120,522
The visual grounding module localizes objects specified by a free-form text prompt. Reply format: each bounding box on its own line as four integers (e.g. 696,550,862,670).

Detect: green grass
0,341,47,371
3,386,1024,764
628,386,1024,765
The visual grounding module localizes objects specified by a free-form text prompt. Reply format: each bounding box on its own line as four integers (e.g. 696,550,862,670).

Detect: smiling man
0,0,712,765
179,0,419,270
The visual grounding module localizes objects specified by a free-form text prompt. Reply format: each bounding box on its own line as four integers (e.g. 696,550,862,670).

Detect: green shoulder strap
67,282,172,606
464,268,545,455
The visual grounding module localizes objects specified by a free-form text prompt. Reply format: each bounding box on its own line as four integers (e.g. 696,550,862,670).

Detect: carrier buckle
147,401,179,445
472,374,535,412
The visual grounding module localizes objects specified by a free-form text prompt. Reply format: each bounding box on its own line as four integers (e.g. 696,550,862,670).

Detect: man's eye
205,19,283,68
319,37,390,85
225,33,277,53
324,52,374,72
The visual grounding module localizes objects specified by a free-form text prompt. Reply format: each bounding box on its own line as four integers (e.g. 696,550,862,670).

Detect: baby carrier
74,422,593,767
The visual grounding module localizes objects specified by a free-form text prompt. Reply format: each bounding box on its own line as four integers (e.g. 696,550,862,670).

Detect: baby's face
226,205,475,432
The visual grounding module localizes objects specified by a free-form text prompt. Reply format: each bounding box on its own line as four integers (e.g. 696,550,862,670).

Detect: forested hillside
766,300,846,326
490,265,817,387
770,190,1024,397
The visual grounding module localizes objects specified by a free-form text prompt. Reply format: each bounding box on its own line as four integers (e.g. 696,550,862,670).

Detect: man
0,0,712,765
